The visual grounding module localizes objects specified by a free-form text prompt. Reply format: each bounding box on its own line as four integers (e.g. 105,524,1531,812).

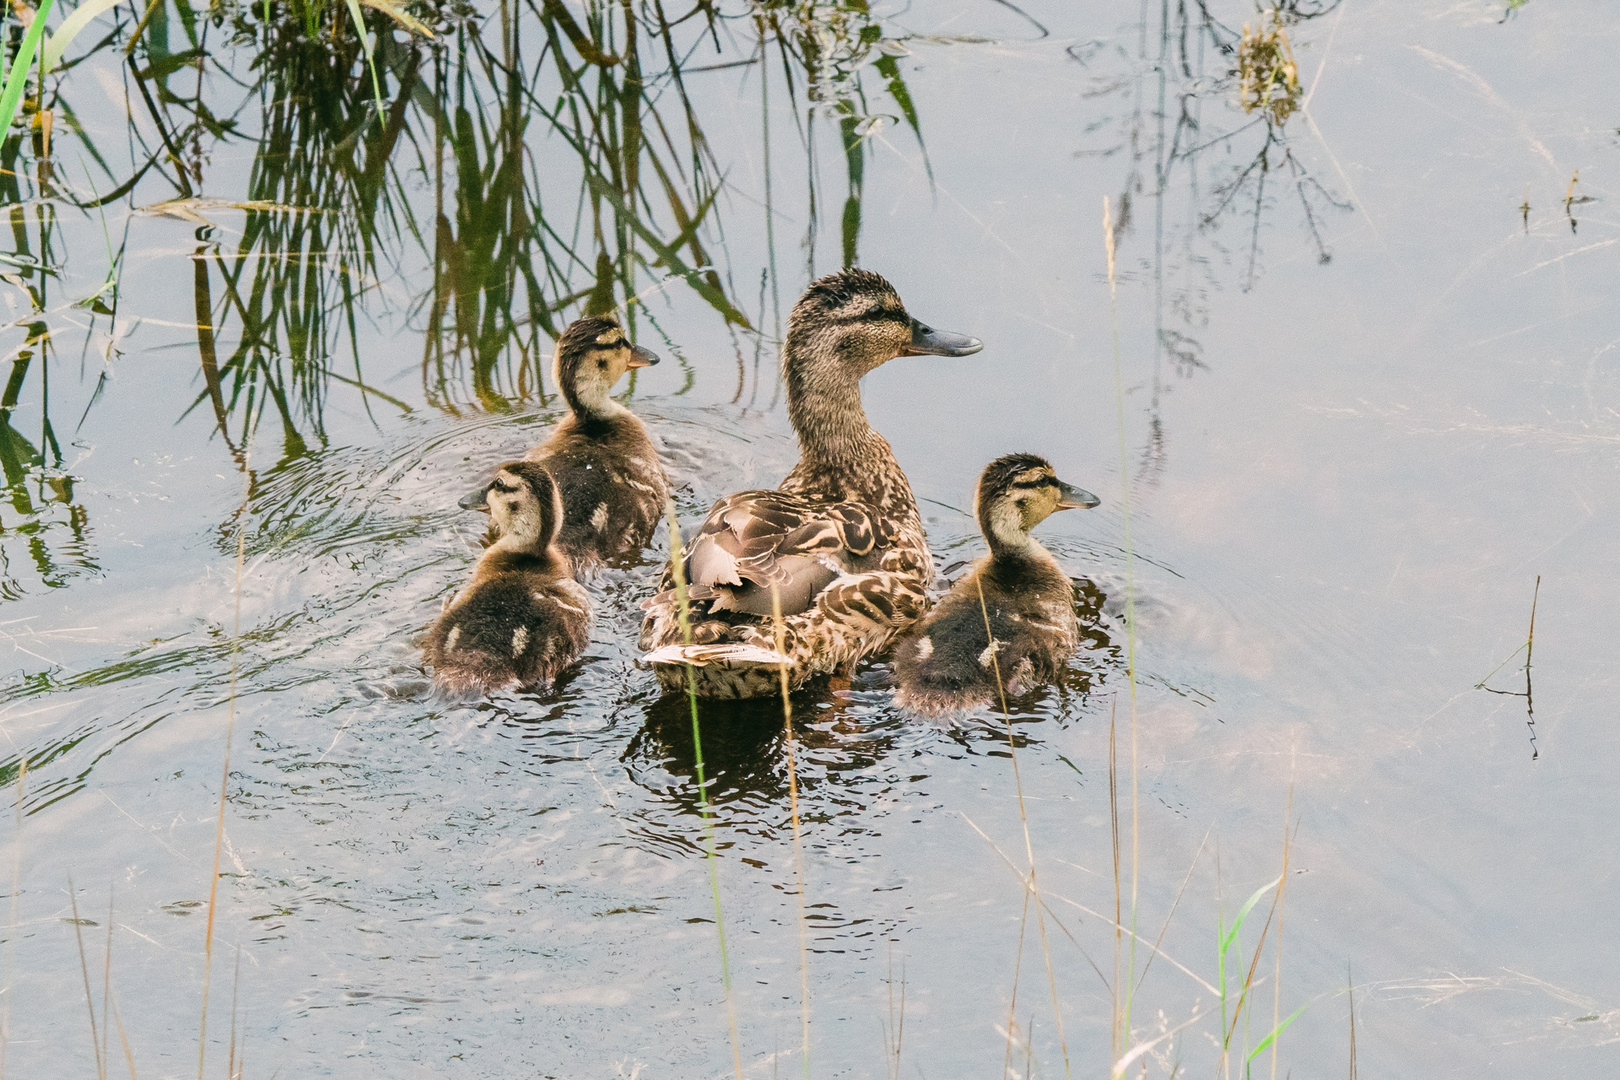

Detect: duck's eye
598,359,608,370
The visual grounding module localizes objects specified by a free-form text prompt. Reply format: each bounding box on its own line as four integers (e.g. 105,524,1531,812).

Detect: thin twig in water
1347,963,1357,1080
68,880,105,1080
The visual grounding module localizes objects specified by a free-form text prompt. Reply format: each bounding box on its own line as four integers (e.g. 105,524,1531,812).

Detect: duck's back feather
528,414,668,574
426,572,591,694
892,556,1078,715
680,489,895,617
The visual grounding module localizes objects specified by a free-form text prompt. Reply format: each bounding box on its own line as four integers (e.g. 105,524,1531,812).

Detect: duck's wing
682,490,892,617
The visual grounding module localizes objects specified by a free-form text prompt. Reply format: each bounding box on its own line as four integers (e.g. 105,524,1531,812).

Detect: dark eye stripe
825,309,908,327
1009,477,1056,490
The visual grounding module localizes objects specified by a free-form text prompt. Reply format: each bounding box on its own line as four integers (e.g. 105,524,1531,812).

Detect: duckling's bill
458,482,491,511
1056,480,1101,510
904,320,983,357
627,343,659,368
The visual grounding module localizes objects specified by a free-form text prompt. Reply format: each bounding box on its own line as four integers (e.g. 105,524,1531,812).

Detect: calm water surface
3,0,1619,1076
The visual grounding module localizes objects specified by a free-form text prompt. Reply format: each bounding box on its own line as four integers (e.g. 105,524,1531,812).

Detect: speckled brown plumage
892,453,1099,715
524,316,670,577
427,461,591,695
639,269,983,698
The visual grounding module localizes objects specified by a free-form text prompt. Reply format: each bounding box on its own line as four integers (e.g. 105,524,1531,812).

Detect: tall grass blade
3,755,23,1080
1246,1003,1307,1063
0,0,56,133
769,584,811,1078
975,578,1070,1078
341,0,385,113
1103,193,1142,1055
42,0,122,73
1218,876,1280,960
197,456,250,1080
664,500,744,1080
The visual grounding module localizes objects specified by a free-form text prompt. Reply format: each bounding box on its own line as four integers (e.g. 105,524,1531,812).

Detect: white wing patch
914,636,933,660
590,503,609,531
511,625,529,657
445,626,461,653
978,638,1004,669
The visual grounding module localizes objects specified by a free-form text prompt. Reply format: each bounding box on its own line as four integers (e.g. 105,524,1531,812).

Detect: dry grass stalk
1103,194,1143,1058
198,459,251,1080
68,881,105,1080
975,578,1070,1078
3,754,24,1080
769,585,812,1078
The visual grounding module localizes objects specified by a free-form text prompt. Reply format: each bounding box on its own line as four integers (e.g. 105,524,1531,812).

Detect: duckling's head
553,315,659,419
461,460,565,555
785,268,982,386
975,453,1100,553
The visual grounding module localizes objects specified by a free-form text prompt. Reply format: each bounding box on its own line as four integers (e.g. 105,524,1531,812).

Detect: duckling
463,316,671,577
892,454,1099,716
639,268,983,698
427,461,591,695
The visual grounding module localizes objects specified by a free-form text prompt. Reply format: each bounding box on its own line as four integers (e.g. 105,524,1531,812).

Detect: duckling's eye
597,359,608,370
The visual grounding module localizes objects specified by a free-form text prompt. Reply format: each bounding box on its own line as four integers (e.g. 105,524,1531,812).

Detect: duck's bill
628,343,660,368
1056,481,1101,510
904,320,983,357
458,484,491,511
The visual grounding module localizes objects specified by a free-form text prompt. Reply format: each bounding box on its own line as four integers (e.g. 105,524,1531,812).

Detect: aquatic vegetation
1237,11,1300,126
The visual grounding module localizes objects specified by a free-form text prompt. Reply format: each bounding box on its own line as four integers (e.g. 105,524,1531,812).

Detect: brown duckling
639,268,984,698
462,316,671,577
892,453,1099,715
428,461,591,695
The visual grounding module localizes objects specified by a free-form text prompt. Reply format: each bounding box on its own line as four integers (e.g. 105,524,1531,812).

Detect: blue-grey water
3,0,1619,1076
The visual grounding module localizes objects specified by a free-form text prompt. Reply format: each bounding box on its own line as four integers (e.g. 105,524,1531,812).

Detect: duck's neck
980,503,1044,564
785,361,891,479
561,379,628,425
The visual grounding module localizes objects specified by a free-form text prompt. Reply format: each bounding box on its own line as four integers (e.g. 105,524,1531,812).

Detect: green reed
663,499,743,1080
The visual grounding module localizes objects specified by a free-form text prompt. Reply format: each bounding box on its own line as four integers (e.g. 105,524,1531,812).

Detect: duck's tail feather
640,643,794,668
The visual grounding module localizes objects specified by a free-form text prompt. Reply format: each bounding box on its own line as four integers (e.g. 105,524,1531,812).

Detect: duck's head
459,460,565,555
553,315,659,419
785,268,982,385
975,453,1099,552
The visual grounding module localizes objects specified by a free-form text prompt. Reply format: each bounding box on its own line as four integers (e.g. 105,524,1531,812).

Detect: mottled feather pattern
527,412,669,576
425,553,592,694
639,459,934,698
893,553,1079,715
638,267,983,698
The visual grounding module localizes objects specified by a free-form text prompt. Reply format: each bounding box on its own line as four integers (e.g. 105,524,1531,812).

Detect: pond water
3,0,1619,1076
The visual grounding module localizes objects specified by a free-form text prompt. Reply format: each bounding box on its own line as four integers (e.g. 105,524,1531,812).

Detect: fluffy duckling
640,268,983,698
892,454,1099,715
427,461,591,695
468,316,670,576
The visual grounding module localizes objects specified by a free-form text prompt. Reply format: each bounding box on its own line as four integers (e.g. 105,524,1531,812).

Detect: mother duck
640,269,982,697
